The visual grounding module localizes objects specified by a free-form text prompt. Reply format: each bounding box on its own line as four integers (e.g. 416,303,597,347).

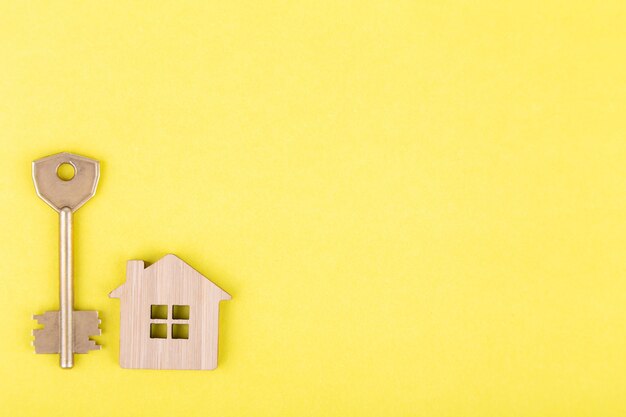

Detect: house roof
109,254,232,300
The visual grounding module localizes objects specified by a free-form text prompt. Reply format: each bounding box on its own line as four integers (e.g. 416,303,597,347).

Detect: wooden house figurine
109,254,231,370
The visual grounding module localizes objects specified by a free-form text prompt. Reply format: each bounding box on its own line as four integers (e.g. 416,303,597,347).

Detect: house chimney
126,260,145,283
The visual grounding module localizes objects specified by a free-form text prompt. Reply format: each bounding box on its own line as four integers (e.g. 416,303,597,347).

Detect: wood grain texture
109,254,231,370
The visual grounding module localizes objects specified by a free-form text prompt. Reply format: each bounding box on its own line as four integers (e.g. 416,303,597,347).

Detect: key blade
33,311,101,354
73,311,102,353
33,311,59,354
32,152,100,212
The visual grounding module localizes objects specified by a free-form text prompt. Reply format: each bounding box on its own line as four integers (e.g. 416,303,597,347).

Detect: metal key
32,152,101,368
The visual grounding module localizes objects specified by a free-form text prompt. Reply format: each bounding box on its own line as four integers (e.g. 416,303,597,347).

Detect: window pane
172,324,189,339
150,305,168,319
150,323,167,339
172,305,190,320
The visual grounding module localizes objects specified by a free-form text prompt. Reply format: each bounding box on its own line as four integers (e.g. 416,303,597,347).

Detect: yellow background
1,1,625,416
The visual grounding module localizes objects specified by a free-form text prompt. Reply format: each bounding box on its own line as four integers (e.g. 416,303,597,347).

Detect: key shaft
59,207,73,368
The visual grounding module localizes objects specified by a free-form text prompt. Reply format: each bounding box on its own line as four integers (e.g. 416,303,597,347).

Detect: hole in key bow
56,162,76,181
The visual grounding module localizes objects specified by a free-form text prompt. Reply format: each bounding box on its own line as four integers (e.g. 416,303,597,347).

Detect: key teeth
32,311,60,354
74,310,102,353
88,341,102,351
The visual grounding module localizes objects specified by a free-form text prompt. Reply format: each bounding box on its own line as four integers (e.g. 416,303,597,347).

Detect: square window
150,304,168,319
172,323,189,339
150,323,167,339
172,305,190,320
